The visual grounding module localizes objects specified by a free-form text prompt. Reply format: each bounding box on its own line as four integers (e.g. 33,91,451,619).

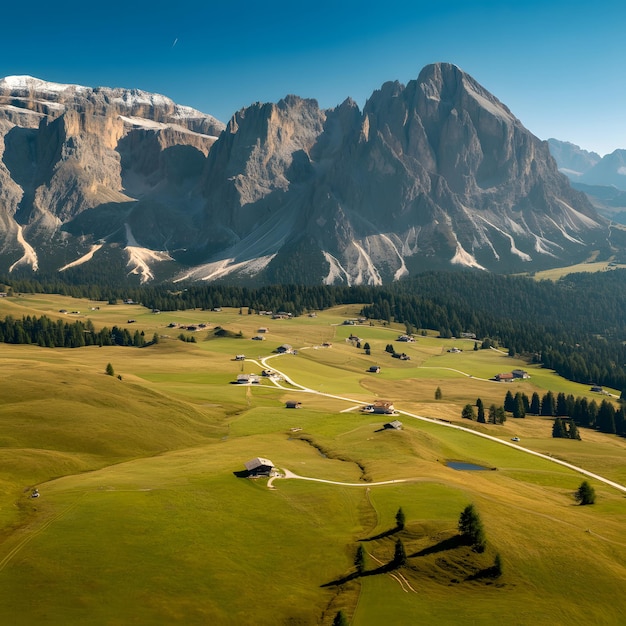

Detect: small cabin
235,354,246,361
384,420,403,430
512,369,530,379
236,374,260,384
244,457,274,476
285,400,302,409
368,365,381,373
495,372,514,382
370,400,396,415
276,344,293,354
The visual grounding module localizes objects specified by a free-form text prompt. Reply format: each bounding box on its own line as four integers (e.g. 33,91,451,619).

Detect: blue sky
2,0,624,155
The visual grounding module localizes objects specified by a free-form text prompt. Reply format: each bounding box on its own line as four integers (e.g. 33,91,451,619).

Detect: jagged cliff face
0,65,612,285
0,75,224,280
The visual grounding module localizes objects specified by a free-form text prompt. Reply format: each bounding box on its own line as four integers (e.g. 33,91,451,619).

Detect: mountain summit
0,64,613,284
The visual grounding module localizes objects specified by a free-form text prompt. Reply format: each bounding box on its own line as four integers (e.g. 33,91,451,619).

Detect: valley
0,295,625,624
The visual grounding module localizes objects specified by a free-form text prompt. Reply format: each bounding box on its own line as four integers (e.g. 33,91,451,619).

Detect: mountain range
547,139,626,225
0,64,621,286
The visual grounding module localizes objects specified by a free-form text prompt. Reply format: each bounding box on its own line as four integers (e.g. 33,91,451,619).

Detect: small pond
446,460,494,471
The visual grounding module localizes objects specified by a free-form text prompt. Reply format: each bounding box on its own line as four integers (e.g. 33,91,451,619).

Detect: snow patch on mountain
59,244,104,272
9,225,39,272
476,215,532,262
0,75,88,94
450,238,486,270
322,252,352,285
124,224,172,283
175,255,276,283
351,241,383,286
379,234,409,280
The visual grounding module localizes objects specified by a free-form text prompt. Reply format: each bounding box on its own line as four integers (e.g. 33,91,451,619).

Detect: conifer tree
462,404,476,421
513,393,526,418
504,390,515,413
574,480,596,505
105,363,114,376
333,610,349,626
395,507,406,530
458,504,486,552
530,392,541,415
392,539,407,567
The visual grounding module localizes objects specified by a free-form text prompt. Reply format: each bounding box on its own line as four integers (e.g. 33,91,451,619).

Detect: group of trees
552,418,580,440
462,398,506,424
502,390,625,437
0,314,155,348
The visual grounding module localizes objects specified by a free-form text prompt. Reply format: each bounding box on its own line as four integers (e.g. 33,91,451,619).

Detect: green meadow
0,295,625,624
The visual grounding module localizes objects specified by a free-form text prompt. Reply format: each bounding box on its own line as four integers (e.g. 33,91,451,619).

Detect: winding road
248,353,626,495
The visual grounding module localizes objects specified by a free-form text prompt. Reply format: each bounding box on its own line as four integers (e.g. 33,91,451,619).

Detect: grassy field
0,295,625,624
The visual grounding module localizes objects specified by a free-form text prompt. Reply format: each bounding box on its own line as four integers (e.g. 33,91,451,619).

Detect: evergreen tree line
4,268,626,390
502,390,625,436
0,315,151,348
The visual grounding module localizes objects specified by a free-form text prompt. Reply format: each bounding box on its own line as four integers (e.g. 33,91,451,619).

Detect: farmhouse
363,400,395,415
384,420,403,430
236,374,260,384
276,344,293,354
285,400,302,409
396,334,415,342
244,457,275,476
495,372,514,382
512,369,530,379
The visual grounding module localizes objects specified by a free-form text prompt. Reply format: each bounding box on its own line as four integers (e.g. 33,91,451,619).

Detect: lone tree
105,363,115,377
333,610,349,626
363,342,371,355
435,386,443,400
458,504,486,552
493,552,503,578
392,538,407,567
395,507,406,530
574,480,596,505
462,404,476,421
354,544,366,574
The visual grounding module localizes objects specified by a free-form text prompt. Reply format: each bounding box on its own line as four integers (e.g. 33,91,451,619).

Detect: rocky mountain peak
0,67,615,286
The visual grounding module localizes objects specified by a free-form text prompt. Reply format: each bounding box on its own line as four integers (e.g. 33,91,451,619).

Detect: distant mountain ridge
0,65,618,285
548,139,626,224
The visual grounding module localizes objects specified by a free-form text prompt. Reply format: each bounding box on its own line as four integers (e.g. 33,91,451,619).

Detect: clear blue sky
2,0,624,155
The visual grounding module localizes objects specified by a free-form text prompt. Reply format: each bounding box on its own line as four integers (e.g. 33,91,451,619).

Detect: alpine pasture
0,295,625,625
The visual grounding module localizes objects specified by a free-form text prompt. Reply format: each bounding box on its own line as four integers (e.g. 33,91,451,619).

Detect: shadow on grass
466,565,501,581
359,526,401,542
411,534,465,557
232,470,250,478
321,562,399,587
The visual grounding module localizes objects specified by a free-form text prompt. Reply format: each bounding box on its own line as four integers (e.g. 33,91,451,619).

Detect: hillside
0,296,625,624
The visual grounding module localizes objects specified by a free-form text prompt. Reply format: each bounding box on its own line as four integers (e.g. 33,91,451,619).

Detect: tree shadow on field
411,534,465,557
358,526,401,542
466,565,500,581
321,563,397,587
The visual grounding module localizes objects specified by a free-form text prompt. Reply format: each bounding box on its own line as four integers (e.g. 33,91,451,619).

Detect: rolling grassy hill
0,295,625,625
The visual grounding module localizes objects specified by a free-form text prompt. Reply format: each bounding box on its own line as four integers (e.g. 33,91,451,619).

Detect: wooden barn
244,457,275,476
